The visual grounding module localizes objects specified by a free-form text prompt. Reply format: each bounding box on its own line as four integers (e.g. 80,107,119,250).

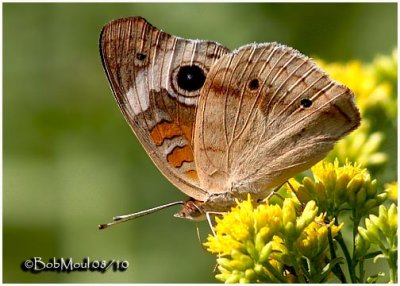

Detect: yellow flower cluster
204,196,342,283
292,160,386,217
358,204,397,250
356,204,398,283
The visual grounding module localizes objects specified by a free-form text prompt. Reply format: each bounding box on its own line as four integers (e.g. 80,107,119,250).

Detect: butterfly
98,17,360,228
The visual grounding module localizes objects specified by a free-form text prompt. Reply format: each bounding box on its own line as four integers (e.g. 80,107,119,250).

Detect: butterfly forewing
194,43,360,196
100,17,229,200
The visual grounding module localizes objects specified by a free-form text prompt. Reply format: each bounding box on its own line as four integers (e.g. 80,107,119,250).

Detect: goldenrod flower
205,196,341,283
357,204,398,283
296,213,342,258
385,182,398,202
291,160,386,217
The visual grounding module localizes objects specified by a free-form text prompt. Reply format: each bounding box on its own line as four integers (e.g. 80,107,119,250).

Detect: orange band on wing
150,121,183,146
167,145,194,168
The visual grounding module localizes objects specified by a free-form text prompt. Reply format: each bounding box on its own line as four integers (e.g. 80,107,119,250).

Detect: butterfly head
174,199,206,221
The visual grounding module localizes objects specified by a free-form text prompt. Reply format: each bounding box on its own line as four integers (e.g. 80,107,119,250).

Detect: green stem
336,232,356,283
333,215,356,282
389,266,396,283
388,250,397,283
328,227,346,282
358,257,365,283
351,210,361,283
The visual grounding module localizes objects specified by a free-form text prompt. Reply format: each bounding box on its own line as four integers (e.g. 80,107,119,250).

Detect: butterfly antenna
98,201,184,230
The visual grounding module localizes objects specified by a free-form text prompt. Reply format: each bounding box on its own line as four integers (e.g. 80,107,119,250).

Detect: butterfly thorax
174,187,269,221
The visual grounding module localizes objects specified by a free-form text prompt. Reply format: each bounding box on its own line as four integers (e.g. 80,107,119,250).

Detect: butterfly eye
300,98,313,108
248,79,260,91
176,65,206,92
136,53,146,61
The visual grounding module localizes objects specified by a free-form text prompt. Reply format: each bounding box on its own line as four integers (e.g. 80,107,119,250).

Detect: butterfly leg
206,212,217,236
286,180,305,208
205,211,226,236
262,182,286,202
195,216,222,252
195,222,210,251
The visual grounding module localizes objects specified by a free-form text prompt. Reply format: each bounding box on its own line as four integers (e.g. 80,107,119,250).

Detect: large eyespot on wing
100,17,229,200
194,42,360,198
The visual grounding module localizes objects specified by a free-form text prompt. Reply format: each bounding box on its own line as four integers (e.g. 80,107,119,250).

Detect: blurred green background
3,2,397,283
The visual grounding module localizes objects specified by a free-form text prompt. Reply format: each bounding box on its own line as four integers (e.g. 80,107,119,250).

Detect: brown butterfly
98,17,360,229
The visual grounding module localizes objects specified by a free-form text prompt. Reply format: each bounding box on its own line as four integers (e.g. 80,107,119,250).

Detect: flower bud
229,254,253,271
356,187,367,206
259,242,273,263
376,193,388,204
282,199,296,226
335,172,350,204
303,177,318,198
384,182,398,202
245,240,257,260
363,198,378,210
255,229,267,253
387,203,397,229
254,263,264,275
215,273,230,282
366,179,378,198
364,219,382,245
347,175,364,197
245,268,256,281
297,201,318,231
224,272,241,283
315,182,327,203
358,226,369,241
217,258,233,271
355,233,371,256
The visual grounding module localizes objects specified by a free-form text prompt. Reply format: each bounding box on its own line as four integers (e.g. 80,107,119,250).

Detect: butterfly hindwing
194,43,360,197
